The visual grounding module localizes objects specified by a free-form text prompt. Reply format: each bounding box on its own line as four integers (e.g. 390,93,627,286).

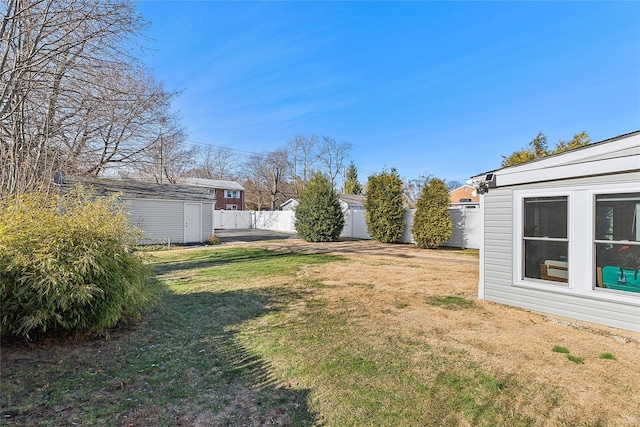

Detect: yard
2,239,639,426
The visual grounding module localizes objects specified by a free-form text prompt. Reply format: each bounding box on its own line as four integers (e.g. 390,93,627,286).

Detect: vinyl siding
482,171,640,332
127,199,214,244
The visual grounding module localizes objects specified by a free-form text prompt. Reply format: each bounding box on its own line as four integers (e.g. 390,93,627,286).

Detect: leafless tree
319,136,351,189
286,134,319,195
59,64,182,178
242,150,292,210
127,116,195,184
190,145,240,180
0,0,179,197
403,174,434,208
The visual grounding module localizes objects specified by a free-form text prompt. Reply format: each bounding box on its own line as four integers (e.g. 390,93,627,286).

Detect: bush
0,186,157,340
411,178,452,248
295,172,345,242
206,234,221,245
364,169,405,243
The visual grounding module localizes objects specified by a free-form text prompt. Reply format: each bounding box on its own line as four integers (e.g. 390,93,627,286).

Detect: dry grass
249,238,640,426
2,239,639,426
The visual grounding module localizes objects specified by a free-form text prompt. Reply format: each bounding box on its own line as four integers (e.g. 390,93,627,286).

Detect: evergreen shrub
364,169,405,243
294,173,345,242
411,178,453,248
0,186,157,339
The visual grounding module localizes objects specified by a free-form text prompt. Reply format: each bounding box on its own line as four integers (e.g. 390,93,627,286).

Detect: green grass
2,246,562,426
566,354,583,364
427,295,476,310
552,345,571,354
599,352,616,360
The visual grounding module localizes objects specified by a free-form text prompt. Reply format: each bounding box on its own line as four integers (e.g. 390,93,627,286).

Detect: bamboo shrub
0,186,157,339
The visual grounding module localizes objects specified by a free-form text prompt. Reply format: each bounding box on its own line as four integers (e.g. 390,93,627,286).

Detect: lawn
2,242,639,426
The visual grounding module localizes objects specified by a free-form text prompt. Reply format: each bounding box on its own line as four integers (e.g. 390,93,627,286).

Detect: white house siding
482,172,640,332
201,205,213,241
127,199,214,244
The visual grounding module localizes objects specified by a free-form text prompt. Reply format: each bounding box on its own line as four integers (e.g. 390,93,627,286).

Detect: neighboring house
57,175,215,245
182,178,245,210
448,185,480,203
280,194,365,212
470,130,640,332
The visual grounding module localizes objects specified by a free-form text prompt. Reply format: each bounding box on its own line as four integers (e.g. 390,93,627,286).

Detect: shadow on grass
1,285,317,426
153,247,334,276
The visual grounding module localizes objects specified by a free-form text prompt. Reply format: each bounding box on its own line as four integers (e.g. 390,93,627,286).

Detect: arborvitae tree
295,172,345,242
364,169,405,243
342,161,363,195
411,178,453,249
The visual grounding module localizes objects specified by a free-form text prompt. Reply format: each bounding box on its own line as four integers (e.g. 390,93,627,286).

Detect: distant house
448,185,480,204
181,178,245,210
57,175,215,245
281,194,365,212
470,130,640,332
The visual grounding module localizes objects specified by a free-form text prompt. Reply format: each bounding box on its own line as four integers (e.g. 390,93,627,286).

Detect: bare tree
403,173,434,209
128,116,195,184
319,136,351,189
0,0,163,196
242,150,291,210
190,145,240,180
59,64,181,177
286,134,319,195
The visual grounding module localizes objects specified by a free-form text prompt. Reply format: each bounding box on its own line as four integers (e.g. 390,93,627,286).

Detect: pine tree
364,169,404,243
411,178,453,249
294,172,345,242
342,161,363,195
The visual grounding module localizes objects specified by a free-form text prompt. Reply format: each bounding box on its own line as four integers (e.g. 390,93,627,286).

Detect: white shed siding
482,171,640,332
127,199,214,244
201,204,213,241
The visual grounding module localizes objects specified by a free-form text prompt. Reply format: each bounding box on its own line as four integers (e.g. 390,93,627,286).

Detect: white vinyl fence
214,205,481,249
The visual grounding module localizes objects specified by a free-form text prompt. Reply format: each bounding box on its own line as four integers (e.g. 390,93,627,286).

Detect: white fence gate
214,210,253,230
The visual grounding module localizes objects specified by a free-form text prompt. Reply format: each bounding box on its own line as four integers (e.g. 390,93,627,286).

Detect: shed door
184,203,202,243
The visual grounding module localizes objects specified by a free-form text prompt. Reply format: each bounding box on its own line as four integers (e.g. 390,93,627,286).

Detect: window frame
513,190,573,290
592,190,640,296
224,190,240,199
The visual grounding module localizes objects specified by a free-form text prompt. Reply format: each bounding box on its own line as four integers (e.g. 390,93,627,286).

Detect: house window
522,196,569,283
225,204,238,210
225,190,240,198
594,192,640,294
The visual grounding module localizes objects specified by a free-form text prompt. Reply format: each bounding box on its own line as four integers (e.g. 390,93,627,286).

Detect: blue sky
136,1,640,184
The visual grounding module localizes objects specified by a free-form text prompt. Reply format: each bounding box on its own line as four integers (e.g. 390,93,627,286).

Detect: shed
280,194,365,212
470,130,640,332
58,176,216,245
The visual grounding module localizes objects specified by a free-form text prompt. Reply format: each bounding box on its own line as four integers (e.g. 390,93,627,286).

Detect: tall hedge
364,169,405,243
0,187,157,339
294,172,345,242
411,178,453,248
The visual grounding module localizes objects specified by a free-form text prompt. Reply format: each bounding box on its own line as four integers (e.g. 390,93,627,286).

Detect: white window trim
588,186,640,302
513,183,640,305
513,189,573,291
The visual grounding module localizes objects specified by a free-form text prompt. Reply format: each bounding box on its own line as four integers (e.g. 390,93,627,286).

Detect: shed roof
339,194,365,206
59,176,216,202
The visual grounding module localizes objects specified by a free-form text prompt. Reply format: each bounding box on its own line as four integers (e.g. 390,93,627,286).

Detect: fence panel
214,210,253,230
221,207,480,249
254,210,295,232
